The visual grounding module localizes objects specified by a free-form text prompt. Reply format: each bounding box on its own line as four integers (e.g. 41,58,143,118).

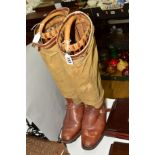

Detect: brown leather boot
61,98,84,143
81,105,106,150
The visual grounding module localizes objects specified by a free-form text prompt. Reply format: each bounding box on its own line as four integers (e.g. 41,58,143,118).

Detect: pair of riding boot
61,98,106,150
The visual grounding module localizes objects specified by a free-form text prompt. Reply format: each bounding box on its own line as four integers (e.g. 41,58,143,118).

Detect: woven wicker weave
26,135,70,155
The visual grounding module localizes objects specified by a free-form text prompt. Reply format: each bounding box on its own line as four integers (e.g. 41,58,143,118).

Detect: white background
0,0,155,154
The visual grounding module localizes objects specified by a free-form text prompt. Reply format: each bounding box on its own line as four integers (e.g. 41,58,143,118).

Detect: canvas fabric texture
40,30,104,108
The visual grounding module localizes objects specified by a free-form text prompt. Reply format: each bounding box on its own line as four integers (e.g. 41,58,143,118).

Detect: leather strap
33,7,70,49
57,11,93,59
41,16,65,39
64,16,77,43
60,14,91,53
63,16,91,54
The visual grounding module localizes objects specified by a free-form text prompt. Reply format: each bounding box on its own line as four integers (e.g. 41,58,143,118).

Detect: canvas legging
40,37,104,109
38,11,104,108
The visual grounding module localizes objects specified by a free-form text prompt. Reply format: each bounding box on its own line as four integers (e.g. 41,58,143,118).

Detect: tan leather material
38,8,69,34
57,11,92,59
45,17,63,29
38,36,57,49
61,100,84,143
33,7,70,49
81,105,106,149
64,16,77,42
41,16,65,39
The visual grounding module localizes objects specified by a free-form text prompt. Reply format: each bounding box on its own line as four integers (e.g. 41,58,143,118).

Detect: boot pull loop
58,12,91,57
64,16,77,54
32,7,70,48
38,8,70,39
38,7,69,34
41,16,66,39
38,12,66,34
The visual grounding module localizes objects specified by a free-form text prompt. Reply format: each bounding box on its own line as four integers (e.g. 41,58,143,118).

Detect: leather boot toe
61,99,84,143
82,105,106,150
